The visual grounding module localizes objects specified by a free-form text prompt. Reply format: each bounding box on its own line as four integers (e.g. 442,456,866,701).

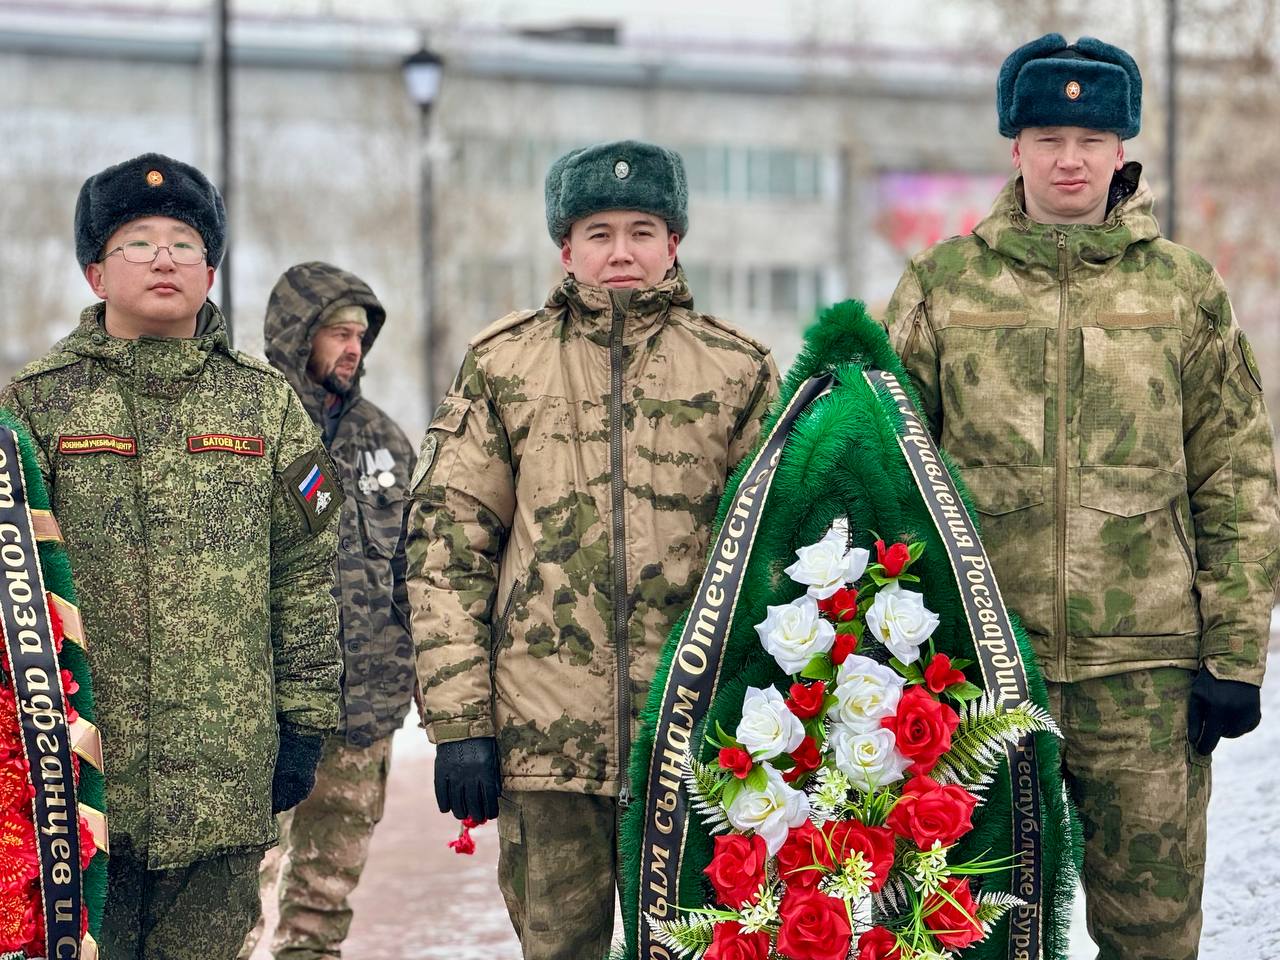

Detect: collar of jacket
973,161,1160,273
62,301,230,396
546,267,693,348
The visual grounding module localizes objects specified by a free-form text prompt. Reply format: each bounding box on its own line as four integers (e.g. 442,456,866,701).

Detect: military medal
377,470,395,488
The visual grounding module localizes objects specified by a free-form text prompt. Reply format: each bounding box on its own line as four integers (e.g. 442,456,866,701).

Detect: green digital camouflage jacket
407,271,779,799
886,164,1280,686
0,302,341,868
265,261,417,747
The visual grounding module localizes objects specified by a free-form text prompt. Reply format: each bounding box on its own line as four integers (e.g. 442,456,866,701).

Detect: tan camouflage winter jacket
407,271,778,798
886,164,1280,686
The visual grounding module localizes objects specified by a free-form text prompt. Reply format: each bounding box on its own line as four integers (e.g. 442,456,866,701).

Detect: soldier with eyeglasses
0,153,343,959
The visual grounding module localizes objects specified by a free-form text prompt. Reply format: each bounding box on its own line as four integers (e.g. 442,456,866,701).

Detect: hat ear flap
997,32,1068,134
1076,35,1143,133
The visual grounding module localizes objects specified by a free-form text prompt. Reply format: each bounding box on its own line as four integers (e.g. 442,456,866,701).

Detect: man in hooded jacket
885,35,1280,959
241,262,416,960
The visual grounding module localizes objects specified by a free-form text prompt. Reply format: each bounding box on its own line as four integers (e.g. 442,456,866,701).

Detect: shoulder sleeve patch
468,308,539,349
1238,331,1264,395
408,395,471,494
694,313,770,357
281,445,342,536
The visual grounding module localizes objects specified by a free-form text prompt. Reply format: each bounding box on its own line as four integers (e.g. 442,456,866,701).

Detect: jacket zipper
902,307,924,361
1055,231,1069,680
492,580,523,659
609,300,633,807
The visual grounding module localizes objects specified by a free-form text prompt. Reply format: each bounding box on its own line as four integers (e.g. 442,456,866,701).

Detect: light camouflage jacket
265,262,417,747
407,271,778,798
886,164,1280,686
0,302,341,868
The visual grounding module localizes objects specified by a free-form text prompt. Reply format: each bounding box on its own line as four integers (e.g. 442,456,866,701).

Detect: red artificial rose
704,920,771,960
881,687,960,776
448,827,476,855
923,876,983,950
875,539,911,578
777,887,853,960
821,819,896,891
777,819,827,889
818,586,859,622
857,926,903,960
887,776,979,849
923,654,967,694
704,833,768,908
783,736,822,785
830,633,857,667
786,681,826,720
718,746,754,780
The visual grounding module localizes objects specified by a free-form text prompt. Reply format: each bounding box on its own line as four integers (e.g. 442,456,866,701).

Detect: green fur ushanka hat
544,140,689,242
74,152,227,268
998,33,1142,139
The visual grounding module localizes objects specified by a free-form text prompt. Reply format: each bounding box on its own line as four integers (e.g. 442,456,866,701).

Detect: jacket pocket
1071,466,1199,639
1079,318,1183,470
355,489,405,559
962,464,1054,639
937,313,1046,467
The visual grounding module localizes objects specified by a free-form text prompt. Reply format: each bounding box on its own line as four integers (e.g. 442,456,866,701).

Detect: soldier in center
407,140,779,959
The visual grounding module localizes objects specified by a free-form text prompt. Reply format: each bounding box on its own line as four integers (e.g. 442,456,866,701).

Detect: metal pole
215,0,233,341
419,104,436,410
1165,0,1178,242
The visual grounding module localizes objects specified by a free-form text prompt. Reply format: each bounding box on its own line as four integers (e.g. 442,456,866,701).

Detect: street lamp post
402,46,445,413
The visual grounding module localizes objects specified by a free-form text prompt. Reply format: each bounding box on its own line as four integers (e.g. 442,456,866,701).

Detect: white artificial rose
864,582,940,665
725,765,812,855
783,527,870,600
829,724,911,793
828,654,905,732
735,685,806,760
755,595,836,674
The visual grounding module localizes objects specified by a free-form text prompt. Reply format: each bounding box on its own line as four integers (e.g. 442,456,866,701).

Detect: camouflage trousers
497,790,619,960
1048,668,1210,960
100,847,263,960
240,733,391,960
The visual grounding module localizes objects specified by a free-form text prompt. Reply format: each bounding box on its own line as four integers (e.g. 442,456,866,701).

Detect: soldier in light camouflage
885,36,1280,960
240,262,416,960
0,154,341,959
407,140,778,959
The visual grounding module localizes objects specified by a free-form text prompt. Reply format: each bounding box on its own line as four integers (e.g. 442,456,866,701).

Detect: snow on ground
252,616,1280,959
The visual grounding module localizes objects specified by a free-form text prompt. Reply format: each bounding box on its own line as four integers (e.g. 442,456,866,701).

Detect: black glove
1188,669,1261,755
434,736,501,823
272,724,325,814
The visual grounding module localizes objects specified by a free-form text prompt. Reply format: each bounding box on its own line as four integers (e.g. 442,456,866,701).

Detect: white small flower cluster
737,883,781,934
809,766,852,820
821,850,875,902
910,840,950,894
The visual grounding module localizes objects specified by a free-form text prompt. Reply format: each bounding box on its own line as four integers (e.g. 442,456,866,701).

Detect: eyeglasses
103,240,207,265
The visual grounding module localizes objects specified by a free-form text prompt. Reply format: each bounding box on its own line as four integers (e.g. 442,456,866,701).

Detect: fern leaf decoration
685,755,732,834
932,694,1059,790
975,889,1028,935
646,914,718,959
